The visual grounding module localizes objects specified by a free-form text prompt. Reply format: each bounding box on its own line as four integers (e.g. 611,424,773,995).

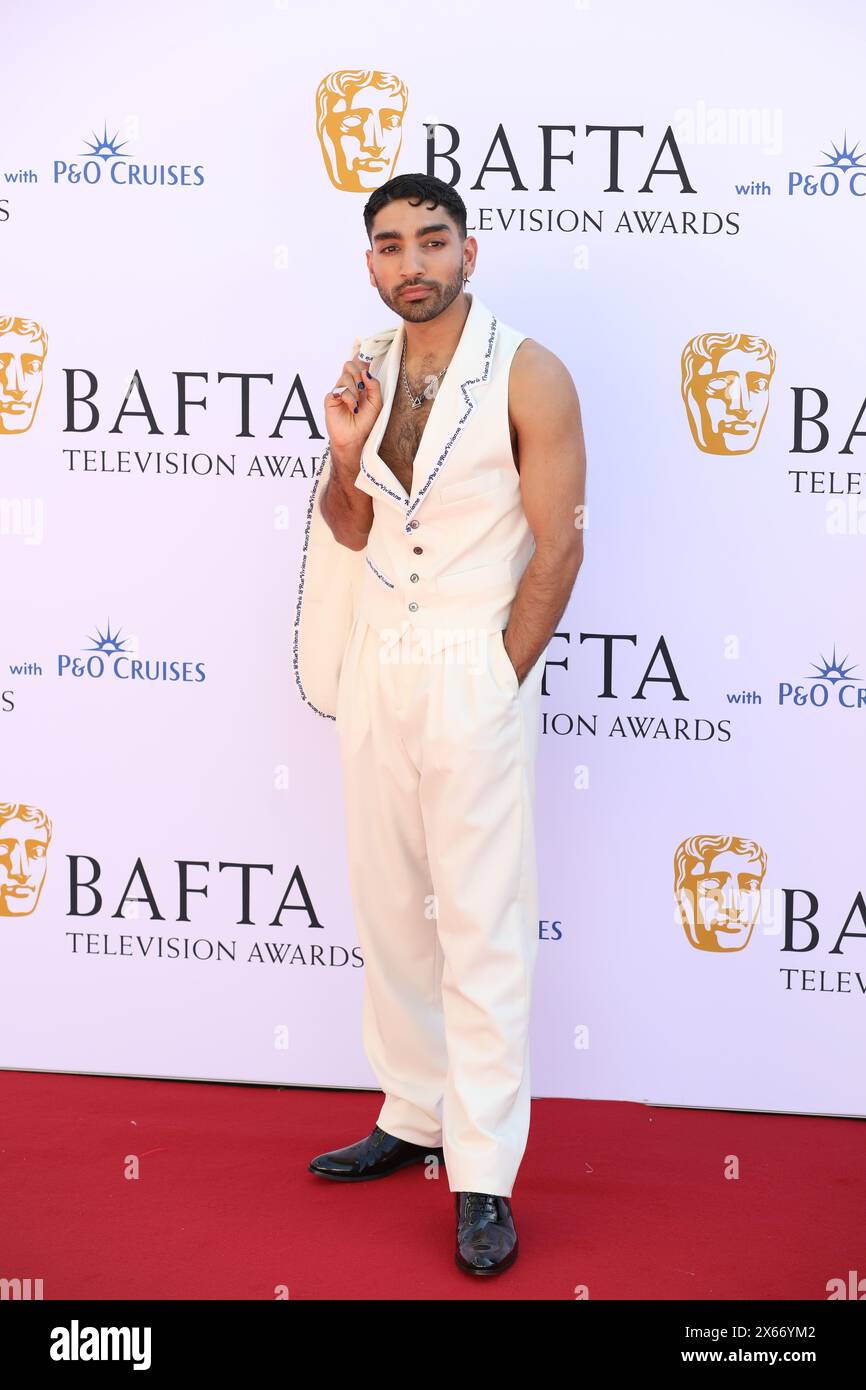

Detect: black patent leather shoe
308,1124,444,1181
454,1191,519,1275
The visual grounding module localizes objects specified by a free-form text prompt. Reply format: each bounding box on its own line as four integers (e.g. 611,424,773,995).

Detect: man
301,172,586,1275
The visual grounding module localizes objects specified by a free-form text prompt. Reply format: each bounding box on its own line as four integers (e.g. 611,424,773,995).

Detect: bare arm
504,340,587,683
320,448,374,551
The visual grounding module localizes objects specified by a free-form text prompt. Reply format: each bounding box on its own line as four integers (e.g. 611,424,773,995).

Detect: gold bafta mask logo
0,802,52,917
0,317,48,435
674,834,766,953
316,69,408,192
681,333,776,454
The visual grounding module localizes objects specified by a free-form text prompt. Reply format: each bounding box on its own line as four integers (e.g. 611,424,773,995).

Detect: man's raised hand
324,353,384,463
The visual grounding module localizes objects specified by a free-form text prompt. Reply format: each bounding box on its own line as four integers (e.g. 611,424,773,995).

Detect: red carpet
0,1070,862,1300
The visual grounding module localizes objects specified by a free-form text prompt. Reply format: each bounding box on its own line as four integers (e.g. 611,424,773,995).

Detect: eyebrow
371,222,452,244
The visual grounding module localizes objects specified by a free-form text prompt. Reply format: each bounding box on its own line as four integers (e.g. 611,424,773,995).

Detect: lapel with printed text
354,293,500,522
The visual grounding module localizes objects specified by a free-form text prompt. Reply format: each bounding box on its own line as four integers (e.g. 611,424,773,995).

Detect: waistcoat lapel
356,293,499,522
356,326,408,512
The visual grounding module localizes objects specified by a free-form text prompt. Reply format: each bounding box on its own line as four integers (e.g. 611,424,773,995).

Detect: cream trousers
335,614,545,1197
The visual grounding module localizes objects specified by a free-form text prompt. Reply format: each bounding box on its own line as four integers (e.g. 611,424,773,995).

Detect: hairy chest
378,389,521,494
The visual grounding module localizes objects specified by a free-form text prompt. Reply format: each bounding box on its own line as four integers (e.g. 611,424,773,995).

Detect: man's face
690,348,773,454
0,816,50,916
680,848,764,952
366,201,470,324
0,328,46,435
323,80,405,192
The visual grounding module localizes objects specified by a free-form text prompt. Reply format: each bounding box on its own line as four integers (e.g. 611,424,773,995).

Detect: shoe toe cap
309,1153,355,1175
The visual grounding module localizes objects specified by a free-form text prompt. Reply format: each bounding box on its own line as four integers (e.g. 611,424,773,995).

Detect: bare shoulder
509,338,581,431
506,338,587,549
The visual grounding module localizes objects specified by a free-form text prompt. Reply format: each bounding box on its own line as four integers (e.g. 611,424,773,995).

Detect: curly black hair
363,172,467,243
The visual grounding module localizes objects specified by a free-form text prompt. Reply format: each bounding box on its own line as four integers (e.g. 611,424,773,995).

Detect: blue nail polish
353,404,359,413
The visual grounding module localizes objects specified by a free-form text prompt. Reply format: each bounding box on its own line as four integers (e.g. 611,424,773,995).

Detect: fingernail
365,369,372,378
358,380,365,389
353,404,359,413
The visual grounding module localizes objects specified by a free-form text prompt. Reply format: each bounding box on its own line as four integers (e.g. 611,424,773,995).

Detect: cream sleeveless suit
296,294,546,1197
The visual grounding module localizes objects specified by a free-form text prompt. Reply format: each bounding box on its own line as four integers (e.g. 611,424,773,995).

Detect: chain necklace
399,280,471,408
401,338,449,410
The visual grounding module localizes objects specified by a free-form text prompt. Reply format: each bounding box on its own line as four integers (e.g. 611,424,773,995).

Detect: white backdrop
2,0,864,1116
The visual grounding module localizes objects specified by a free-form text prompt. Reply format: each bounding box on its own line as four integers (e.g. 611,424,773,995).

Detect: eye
381,241,445,254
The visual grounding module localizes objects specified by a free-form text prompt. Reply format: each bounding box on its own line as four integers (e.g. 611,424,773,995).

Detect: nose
361,111,386,154
5,357,27,394
721,881,745,917
726,376,749,415
401,257,427,283
8,844,29,879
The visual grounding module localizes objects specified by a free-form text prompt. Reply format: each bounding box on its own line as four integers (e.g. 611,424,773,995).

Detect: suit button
410,519,420,529
413,546,423,554
408,602,418,612
409,573,419,582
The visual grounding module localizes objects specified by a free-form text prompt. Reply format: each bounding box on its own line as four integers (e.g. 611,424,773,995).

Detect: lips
402,287,430,298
